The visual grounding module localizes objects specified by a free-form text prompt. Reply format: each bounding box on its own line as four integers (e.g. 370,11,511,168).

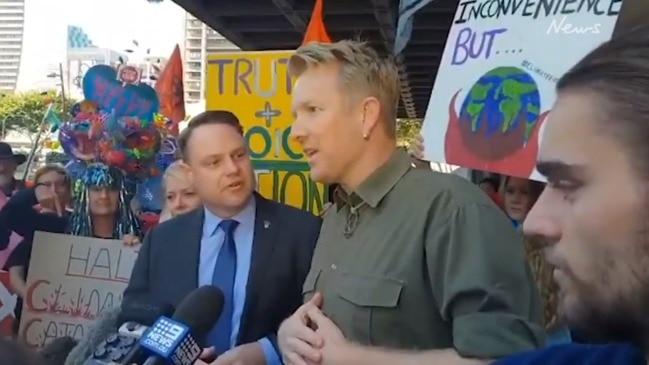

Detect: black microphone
79,298,174,365
118,297,175,327
139,286,225,365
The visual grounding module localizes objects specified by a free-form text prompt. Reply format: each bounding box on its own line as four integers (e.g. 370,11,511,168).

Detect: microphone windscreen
64,306,121,365
172,286,224,345
119,297,175,326
40,336,78,365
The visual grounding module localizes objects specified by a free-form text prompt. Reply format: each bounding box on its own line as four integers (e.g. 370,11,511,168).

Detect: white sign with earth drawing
421,0,622,180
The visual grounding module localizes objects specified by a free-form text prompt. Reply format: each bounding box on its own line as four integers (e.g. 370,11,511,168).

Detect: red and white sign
0,270,16,336
117,65,142,85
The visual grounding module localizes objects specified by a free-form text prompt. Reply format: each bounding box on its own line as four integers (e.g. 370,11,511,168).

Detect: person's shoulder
401,168,495,208
260,195,321,225
147,209,201,237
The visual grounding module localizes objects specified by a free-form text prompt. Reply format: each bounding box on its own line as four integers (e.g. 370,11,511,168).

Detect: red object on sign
0,271,16,337
117,65,142,85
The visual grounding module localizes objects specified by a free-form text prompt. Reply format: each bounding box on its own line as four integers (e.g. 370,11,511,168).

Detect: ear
360,96,382,138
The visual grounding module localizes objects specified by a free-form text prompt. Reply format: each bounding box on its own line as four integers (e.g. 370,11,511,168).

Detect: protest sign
205,51,326,214
19,232,137,347
421,0,623,180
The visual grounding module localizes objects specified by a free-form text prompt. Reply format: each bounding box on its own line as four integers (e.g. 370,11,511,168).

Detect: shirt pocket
336,273,404,345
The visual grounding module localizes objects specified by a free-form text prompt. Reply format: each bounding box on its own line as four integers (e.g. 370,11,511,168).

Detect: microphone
139,286,224,365
67,306,121,365
78,299,174,365
41,336,78,365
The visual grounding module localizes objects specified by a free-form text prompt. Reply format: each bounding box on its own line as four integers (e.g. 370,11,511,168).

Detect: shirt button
331,264,337,270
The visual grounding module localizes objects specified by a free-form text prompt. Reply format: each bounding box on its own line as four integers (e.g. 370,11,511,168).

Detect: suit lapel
238,194,279,342
178,208,203,291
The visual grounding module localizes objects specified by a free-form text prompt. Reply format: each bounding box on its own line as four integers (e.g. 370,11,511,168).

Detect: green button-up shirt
303,149,544,358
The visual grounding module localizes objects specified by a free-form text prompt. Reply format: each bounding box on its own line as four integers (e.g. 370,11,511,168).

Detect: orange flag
155,45,185,135
302,0,332,44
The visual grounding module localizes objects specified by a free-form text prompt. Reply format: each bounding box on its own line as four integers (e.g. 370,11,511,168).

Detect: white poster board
421,0,622,180
19,232,137,347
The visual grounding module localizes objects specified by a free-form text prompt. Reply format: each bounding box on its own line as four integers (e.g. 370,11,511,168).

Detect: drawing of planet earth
458,66,540,161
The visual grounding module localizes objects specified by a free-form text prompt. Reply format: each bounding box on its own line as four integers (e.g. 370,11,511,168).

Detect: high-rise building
0,0,25,93
66,25,126,100
183,13,239,103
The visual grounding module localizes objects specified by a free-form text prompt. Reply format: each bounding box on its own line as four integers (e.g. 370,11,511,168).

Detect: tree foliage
396,118,422,147
0,91,74,139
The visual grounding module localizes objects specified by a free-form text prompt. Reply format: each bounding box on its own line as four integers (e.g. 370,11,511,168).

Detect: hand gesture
121,234,140,246
278,293,324,365
304,307,349,365
35,183,62,216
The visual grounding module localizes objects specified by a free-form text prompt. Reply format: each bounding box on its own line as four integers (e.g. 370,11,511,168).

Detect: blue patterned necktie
208,219,239,353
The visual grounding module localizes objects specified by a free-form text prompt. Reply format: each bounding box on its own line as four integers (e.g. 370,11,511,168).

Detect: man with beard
496,26,649,364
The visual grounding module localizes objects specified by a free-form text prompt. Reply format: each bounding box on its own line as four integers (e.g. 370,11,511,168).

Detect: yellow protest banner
205,51,326,214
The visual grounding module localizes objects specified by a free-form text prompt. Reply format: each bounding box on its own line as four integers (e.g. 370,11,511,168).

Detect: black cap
0,142,26,165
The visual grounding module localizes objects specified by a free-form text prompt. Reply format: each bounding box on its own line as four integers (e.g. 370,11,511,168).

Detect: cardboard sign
18,232,137,347
205,51,326,214
421,0,623,180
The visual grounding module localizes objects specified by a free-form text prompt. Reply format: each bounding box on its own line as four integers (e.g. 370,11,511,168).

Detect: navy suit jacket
122,194,321,349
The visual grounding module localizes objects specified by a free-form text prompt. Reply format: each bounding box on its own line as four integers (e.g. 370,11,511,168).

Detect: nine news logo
140,317,202,365
171,336,201,365
141,317,188,357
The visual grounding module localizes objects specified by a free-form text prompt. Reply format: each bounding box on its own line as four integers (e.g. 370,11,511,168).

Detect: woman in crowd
4,165,72,299
158,161,201,223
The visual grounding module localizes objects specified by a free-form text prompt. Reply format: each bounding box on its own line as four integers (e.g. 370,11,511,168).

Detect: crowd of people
0,24,649,365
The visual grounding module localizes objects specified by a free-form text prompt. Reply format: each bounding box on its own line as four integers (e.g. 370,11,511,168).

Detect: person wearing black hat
0,141,26,197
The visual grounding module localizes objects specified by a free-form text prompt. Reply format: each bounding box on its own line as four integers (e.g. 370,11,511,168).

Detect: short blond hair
163,161,189,186
288,40,400,137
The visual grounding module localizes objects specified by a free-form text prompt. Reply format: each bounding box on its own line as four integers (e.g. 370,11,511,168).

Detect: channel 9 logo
142,317,187,356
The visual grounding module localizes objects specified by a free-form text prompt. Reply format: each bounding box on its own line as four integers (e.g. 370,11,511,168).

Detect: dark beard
565,295,649,345
562,237,649,345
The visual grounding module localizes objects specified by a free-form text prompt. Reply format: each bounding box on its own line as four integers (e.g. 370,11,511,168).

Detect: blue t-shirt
494,342,645,365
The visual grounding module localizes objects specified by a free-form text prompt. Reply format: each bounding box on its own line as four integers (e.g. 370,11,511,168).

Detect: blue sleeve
259,336,282,365
494,343,645,365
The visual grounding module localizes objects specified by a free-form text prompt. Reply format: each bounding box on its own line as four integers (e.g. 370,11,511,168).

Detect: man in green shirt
278,40,544,365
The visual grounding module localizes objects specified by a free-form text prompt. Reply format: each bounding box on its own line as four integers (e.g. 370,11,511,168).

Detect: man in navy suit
123,111,321,365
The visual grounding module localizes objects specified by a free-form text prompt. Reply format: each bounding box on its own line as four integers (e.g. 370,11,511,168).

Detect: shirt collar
334,149,411,209
202,196,256,238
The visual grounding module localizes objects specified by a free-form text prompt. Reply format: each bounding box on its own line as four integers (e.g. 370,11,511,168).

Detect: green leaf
396,118,422,147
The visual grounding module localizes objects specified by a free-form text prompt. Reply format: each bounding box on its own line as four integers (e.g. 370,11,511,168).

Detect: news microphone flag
139,316,201,365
